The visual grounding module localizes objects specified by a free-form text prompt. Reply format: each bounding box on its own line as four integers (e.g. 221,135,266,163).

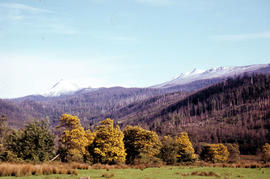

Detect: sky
1,0,270,98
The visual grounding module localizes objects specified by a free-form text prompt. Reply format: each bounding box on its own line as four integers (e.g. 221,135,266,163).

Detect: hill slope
1,65,270,154
1,87,166,128
113,74,270,154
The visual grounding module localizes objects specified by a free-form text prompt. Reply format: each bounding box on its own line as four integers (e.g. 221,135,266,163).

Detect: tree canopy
123,125,161,164
89,118,126,164
175,132,196,162
200,143,229,163
58,114,89,162
5,120,55,162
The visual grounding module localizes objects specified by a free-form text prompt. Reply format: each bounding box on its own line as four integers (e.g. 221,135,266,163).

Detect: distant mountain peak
152,63,270,88
190,68,201,74
41,63,270,96
43,79,92,97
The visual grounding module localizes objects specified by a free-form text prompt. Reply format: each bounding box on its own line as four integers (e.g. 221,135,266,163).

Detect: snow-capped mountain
152,64,270,88
42,63,270,96
43,79,93,97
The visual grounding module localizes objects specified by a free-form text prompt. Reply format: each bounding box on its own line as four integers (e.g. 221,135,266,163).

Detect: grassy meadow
0,165,270,179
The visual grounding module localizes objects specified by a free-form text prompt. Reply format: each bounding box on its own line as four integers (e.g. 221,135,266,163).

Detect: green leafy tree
123,125,161,164
89,118,126,164
200,143,229,163
226,143,240,163
159,136,178,164
262,143,270,162
175,132,197,162
0,115,10,161
0,115,8,145
1,130,21,162
58,114,89,162
5,120,55,162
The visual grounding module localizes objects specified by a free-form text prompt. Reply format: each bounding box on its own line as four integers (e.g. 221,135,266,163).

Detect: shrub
102,172,114,178
159,136,178,164
226,143,240,163
200,143,229,163
191,171,220,177
133,153,162,165
0,150,20,162
262,143,270,162
175,132,197,162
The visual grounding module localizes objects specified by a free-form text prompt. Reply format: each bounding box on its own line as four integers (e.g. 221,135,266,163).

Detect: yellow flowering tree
262,143,270,162
200,143,229,163
89,118,126,164
175,132,196,162
58,114,89,162
123,126,161,164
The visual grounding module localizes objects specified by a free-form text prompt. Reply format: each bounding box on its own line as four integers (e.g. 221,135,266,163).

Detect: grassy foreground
1,166,270,179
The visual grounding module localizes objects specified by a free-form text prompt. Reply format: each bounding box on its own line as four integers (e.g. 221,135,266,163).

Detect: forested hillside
0,87,165,128
113,74,270,154
1,73,270,154
2,65,270,129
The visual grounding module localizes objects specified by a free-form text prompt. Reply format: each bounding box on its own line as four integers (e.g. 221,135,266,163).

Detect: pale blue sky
1,0,270,98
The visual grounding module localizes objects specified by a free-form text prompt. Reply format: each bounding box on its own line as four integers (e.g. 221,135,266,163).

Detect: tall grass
0,163,78,177
0,157,269,177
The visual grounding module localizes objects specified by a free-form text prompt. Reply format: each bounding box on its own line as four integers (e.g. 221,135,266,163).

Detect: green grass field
1,166,270,179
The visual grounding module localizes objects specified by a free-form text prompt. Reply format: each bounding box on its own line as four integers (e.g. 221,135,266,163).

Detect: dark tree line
117,74,270,154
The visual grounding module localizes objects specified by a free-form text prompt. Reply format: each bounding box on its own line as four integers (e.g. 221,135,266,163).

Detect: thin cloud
214,31,270,41
106,36,138,42
0,2,52,22
45,23,78,35
89,0,173,6
135,0,172,6
0,3,77,35
0,15,24,21
93,34,138,43
0,2,52,13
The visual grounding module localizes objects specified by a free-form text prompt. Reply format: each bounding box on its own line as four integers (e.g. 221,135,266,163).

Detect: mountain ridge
40,63,270,97
152,63,270,88
1,63,270,139
110,74,270,154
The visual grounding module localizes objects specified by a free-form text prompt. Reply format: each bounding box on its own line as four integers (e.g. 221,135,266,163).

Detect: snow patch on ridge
43,79,92,97
152,64,270,88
